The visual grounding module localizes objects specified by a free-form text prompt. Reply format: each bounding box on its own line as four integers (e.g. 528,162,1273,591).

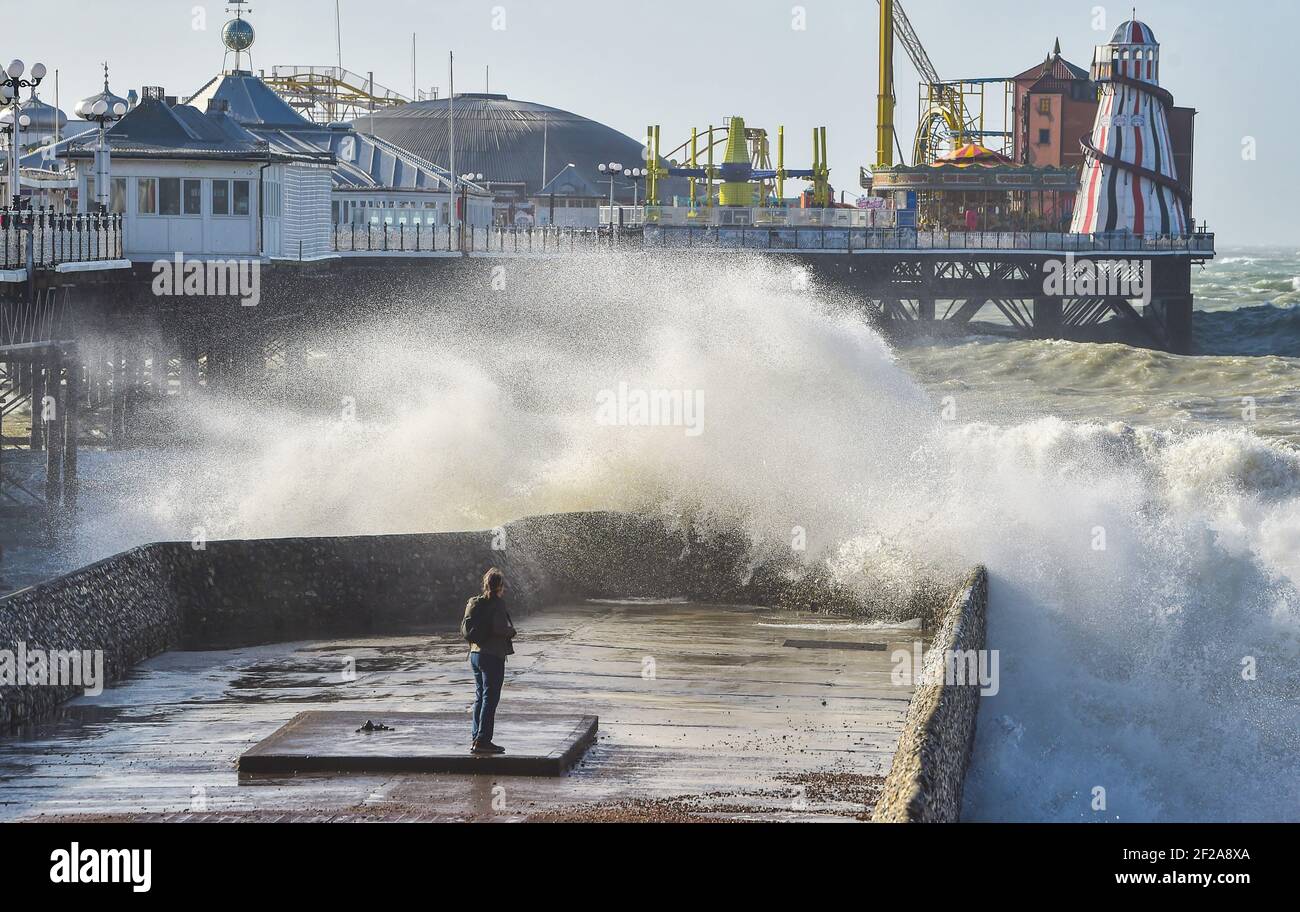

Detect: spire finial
102,62,110,92
221,1,257,70
1053,37,1062,57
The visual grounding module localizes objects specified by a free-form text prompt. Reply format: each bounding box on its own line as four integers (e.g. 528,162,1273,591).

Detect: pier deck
0,600,921,822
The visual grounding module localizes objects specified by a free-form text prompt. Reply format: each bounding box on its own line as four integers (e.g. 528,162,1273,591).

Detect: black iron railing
332,223,614,254
643,226,1217,254
0,208,125,270
330,223,1215,257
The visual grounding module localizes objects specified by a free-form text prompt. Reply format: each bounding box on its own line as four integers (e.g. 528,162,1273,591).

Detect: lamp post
73,65,128,213
459,171,483,246
596,161,624,236
0,111,33,208
1,58,47,209
624,167,645,207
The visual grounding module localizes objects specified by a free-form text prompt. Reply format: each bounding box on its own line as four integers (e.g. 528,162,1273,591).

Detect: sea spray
36,251,1300,821
941,420,1300,820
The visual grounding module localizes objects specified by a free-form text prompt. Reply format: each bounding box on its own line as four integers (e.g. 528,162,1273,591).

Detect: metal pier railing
331,223,1215,257
0,209,125,270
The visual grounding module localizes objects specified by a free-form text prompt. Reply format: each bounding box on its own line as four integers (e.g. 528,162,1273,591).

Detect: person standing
462,567,516,755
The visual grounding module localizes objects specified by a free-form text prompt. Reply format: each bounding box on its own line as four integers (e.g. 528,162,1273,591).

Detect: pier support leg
1034,297,1062,338
151,350,163,399
231,340,246,394
199,344,211,393
130,350,144,438
91,348,103,407
1148,295,1193,355
110,345,126,447
180,338,198,398
282,337,305,403
206,340,221,394
62,348,79,516
83,349,95,409
28,361,44,451
44,352,64,522
216,348,224,392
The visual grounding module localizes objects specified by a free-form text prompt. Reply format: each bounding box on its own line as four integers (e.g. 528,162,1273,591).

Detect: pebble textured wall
0,544,188,732
872,565,989,823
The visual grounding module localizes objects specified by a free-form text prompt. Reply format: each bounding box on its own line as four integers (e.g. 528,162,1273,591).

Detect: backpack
460,597,484,644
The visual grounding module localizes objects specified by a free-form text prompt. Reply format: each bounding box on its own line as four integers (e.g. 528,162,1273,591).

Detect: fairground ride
643,117,831,209
263,66,411,124
872,0,1012,172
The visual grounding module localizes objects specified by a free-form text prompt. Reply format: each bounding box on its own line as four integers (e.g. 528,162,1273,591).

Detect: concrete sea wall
0,511,924,732
872,565,989,823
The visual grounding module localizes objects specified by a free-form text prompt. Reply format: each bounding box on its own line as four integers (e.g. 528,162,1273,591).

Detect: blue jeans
470,651,506,743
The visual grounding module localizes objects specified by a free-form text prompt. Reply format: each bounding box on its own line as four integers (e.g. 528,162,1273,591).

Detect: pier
0,210,126,535
0,1,1218,535
0,212,1213,536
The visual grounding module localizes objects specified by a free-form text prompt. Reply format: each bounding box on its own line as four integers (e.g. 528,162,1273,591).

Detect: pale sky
9,0,1295,245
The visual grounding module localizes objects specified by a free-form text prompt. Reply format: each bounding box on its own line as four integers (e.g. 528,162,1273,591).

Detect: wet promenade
0,600,923,822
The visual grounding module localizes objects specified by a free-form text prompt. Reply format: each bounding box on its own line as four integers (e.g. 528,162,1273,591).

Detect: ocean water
900,247,1300,446
903,247,1300,820
2,248,1297,822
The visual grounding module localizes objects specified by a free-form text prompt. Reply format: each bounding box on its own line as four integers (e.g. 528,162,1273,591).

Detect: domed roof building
1111,19,1157,45
73,69,131,126
352,93,664,204
0,92,68,143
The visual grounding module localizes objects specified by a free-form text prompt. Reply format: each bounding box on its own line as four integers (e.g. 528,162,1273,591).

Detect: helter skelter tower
1070,18,1191,237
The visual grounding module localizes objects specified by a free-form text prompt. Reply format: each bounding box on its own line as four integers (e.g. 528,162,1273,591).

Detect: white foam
49,252,1300,821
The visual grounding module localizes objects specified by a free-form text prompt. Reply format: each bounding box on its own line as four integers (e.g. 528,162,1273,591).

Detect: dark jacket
464,595,516,657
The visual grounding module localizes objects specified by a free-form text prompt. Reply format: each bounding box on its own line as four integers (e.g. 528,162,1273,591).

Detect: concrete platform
239,711,597,775
0,601,925,822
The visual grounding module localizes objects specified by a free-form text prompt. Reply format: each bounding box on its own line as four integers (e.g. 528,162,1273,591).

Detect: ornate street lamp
73,64,129,213
459,171,484,229
1,58,47,208
624,166,646,206
596,161,623,206
596,161,625,231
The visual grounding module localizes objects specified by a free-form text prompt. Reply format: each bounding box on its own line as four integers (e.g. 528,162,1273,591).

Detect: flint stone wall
871,565,989,823
0,544,187,732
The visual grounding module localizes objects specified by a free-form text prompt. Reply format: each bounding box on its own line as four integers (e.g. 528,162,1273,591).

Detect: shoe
478,741,506,754
470,740,489,754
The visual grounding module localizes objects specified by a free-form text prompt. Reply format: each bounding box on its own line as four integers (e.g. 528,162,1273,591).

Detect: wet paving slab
0,600,925,822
